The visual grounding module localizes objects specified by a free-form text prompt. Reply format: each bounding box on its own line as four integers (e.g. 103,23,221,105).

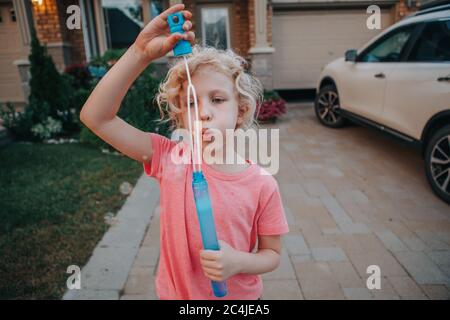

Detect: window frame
80,0,100,62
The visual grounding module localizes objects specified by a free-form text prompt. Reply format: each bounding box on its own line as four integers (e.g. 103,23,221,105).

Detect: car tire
314,84,347,128
425,125,450,204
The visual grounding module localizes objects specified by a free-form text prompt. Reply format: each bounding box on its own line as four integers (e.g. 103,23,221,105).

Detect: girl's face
179,65,242,148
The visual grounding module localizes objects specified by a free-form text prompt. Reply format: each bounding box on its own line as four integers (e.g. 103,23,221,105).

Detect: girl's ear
236,103,248,128
236,110,244,129
237,114,243,125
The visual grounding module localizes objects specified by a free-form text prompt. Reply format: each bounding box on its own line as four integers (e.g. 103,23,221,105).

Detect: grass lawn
0,141,143,299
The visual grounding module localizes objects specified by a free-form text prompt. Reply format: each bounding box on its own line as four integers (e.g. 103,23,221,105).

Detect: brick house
0,0,432,109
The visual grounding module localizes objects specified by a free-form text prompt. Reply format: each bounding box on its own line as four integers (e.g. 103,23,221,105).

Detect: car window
407,20,450,62
360,26,415,62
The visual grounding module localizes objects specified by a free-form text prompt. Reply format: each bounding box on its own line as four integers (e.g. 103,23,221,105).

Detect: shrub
256,90,287,123
89,48,127,67
79,61,170,150
0,102,35,141
0,31,76,141
31,116,63,140
263,90,281,101
64,63,92,89
28,29,71,119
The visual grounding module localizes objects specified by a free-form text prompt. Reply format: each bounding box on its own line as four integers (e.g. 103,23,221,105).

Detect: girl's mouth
201,128,214,142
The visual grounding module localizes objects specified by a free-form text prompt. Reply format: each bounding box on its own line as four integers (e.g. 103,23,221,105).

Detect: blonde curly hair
155,45,263,131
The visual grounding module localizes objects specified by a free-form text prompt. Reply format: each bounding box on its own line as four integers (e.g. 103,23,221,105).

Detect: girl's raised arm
80,45,155,163
79,4,194,163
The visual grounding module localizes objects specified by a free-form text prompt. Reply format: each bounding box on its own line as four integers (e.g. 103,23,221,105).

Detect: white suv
315,5,450,204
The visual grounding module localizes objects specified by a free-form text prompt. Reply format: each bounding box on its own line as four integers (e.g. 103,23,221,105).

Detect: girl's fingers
203,266,222,276
165,33,183,49
200,250,219,261
183,20,192,31
159,3,185,21
182,10,192,20
206,274,222,282
184,31,196,45
200,259,221,269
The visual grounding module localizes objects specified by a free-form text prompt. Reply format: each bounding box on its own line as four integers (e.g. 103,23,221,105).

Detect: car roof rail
413,3,450,17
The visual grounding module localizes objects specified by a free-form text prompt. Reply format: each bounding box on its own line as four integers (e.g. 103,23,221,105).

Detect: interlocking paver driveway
122,103,450,300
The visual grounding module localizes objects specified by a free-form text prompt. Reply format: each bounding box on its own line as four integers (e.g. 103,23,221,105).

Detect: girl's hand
199,240,242,282
133,4,195,63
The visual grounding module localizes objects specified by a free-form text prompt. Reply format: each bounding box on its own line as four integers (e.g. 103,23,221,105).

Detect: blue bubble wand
167,12,228,298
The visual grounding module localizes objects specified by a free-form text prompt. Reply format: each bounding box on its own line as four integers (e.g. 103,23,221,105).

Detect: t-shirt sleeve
256,182,290,236
142,132,175,181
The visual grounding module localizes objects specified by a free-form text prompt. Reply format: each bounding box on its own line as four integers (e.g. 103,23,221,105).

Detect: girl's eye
212,98,225,104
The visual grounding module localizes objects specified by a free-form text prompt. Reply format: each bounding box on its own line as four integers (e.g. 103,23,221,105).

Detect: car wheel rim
430,134,450,195
317,91,341,124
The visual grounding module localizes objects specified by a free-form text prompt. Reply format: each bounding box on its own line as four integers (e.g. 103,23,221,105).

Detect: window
407,20,450,62
360,26,415,62
102,0,144,49
201,7,230,50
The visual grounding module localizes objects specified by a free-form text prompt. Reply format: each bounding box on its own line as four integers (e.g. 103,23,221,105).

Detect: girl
80,4,289,300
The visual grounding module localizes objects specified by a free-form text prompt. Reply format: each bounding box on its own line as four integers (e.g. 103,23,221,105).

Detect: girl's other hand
199,240,241,282
133,4,195,63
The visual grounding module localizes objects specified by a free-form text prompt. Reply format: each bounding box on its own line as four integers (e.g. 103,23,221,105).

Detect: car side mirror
345,49,357,62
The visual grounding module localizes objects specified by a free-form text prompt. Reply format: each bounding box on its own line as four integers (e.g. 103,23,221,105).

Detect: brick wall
180,0,251,57
394,0,421,21
32,0,62,43
248,0,255,52
31,0,85,70
58,0,86,65
234,0,250,57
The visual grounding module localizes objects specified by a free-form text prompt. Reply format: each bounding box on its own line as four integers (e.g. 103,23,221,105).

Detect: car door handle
437,76,450,82
374,73,385,79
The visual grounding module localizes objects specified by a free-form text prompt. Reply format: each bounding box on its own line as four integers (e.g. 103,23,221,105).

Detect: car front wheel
425,125,450,204
314,84,347,128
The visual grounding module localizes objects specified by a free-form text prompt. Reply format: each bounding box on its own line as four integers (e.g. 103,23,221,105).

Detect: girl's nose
199,103,212,122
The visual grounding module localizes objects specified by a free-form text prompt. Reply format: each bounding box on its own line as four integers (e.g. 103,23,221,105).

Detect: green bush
1,41,168,144
79,63,170,150
0,102,35,141
89,48,127,67
118,64,169,134
31,116,63,140
63,72,92,132
0,30,77,141
63,63,92,89
263,90,281,101
28,30,71,122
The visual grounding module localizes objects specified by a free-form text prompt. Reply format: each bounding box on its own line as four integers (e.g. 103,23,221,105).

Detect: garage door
273,9,394,89
0,2,25,103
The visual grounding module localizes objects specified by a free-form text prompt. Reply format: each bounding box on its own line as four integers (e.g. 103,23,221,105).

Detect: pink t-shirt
143,133,289,300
